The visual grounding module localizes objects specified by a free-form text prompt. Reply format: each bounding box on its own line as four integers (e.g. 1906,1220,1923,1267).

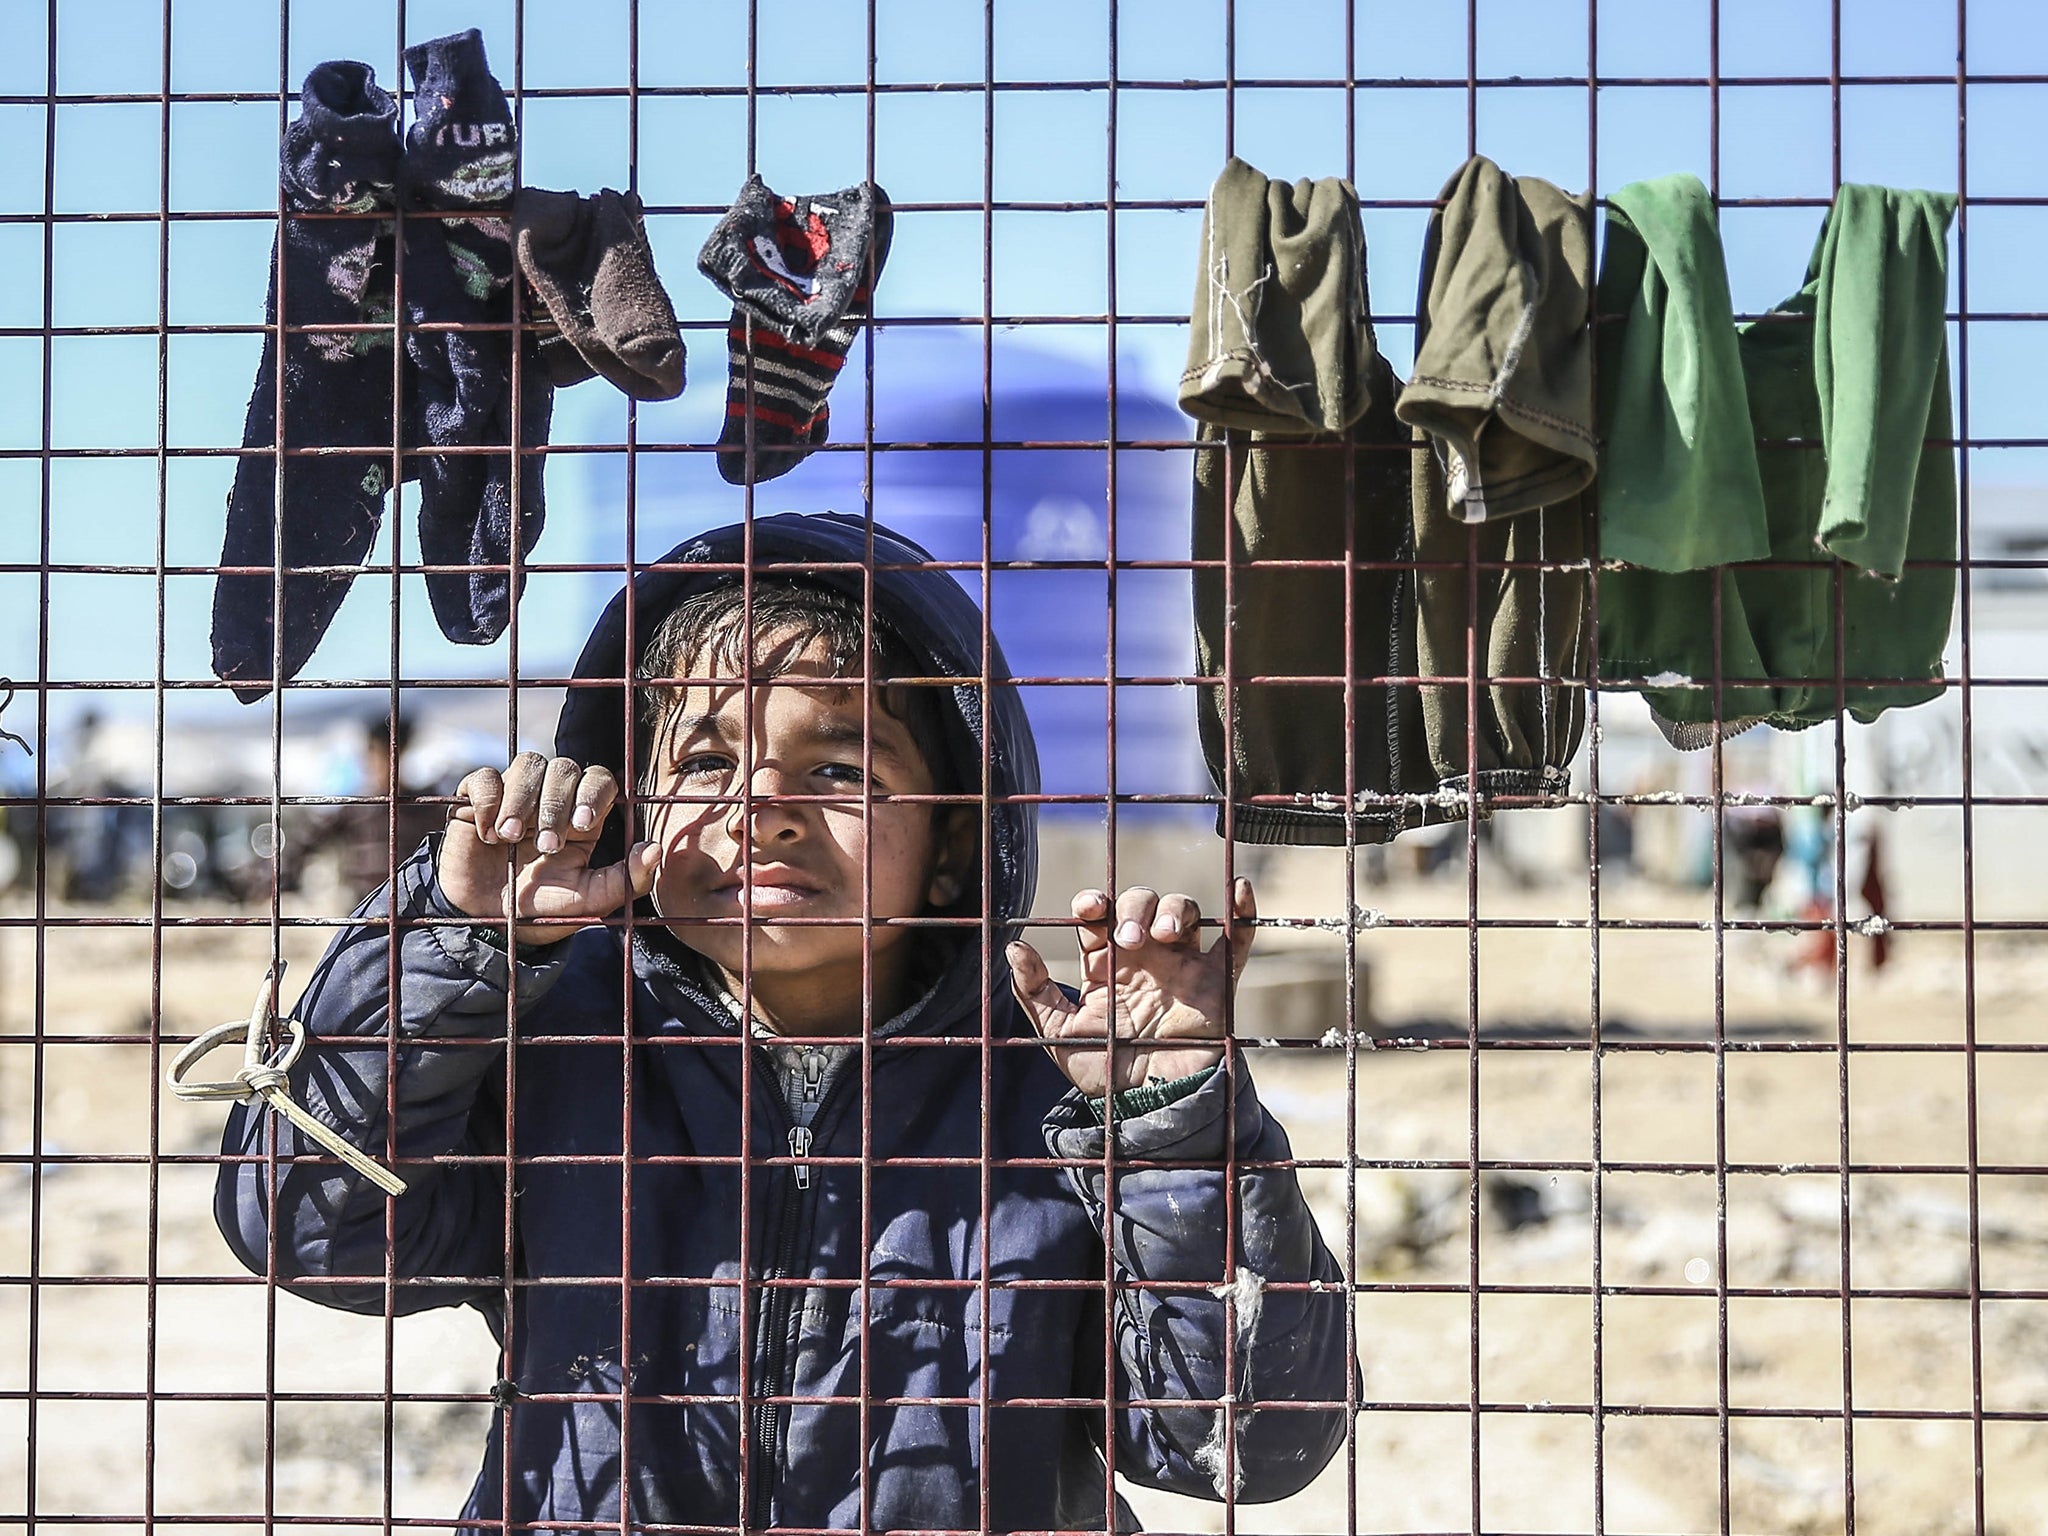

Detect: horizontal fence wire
3,1,2045,1535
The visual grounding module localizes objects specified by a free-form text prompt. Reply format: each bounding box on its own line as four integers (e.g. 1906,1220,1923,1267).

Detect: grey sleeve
1045,1063,1353,1504
212,840,568,1317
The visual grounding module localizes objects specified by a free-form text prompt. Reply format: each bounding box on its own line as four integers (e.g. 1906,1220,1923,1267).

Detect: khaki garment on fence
1401,155,1593,801
1192,369,1450,846
1397,156,1598,522
1408,445,1590,800
1179,157,1378,434
1189,155,1591,844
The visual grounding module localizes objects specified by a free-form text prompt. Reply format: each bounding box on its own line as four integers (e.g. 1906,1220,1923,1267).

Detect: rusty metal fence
2,1,2045,1534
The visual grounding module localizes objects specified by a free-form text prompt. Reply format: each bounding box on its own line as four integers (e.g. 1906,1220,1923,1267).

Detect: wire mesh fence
2,1,2046,1533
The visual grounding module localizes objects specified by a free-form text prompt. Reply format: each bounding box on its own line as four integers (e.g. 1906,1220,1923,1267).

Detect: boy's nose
722,765,806,841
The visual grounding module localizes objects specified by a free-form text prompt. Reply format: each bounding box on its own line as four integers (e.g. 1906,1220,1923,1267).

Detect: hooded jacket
215,513,1351,1532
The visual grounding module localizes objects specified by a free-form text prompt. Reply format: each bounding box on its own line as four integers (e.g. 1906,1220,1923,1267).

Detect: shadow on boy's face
639,631,960,1003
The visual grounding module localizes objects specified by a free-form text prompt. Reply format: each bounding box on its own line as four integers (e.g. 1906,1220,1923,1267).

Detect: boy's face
642,629,963,1009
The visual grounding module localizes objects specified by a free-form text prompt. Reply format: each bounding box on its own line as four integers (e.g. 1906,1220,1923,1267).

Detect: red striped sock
715,307,860,485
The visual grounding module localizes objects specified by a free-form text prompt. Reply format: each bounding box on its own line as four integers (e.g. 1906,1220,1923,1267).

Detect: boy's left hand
1006,878,1256,1098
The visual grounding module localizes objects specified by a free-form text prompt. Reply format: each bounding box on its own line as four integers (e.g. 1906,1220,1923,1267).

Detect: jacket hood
556,512,1041,973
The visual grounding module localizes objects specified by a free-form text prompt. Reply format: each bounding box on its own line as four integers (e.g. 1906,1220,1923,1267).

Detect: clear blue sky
1,0,2042,745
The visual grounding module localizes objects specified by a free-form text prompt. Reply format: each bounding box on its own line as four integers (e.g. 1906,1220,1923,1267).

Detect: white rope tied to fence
168,963,408,1197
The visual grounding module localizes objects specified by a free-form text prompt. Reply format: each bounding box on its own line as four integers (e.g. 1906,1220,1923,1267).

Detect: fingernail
1116,921,1144,947
571,806,594,830
499,818,522,840
1157,915,1180,937
535,830,560,854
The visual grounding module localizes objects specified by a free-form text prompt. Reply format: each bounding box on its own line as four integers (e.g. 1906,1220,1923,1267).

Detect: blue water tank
578,330,1204,808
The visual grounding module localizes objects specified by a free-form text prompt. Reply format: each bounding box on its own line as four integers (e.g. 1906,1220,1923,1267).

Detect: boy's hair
634,577,962,797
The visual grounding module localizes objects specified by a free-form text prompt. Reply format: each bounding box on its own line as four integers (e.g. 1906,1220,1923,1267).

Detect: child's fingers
1225,876,1257,979
456,766,505,844
1070,888,1113,963
1111,886,1160,950
1005,937,1050,995
533,756,585,853
629,840,661,898
1152,892,1200,945
1004,938,1073,1029
581,840,662,915
496,752,549,842
569,764,619,836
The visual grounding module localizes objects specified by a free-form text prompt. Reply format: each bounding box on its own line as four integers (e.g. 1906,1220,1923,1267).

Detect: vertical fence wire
1954,10,1989,1536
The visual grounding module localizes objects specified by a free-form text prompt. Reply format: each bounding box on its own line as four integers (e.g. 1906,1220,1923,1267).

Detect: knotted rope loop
168,964,407,1197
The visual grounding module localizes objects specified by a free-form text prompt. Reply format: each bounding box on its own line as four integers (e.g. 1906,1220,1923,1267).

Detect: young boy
216,512,1350,1533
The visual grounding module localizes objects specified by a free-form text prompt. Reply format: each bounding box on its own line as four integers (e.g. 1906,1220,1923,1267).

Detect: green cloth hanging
1594,174,1770,571
1594,180,1958,744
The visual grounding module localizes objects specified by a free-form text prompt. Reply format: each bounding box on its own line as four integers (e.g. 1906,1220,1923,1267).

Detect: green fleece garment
1396,156,1598,523
1596,183,1957,742
1595,175,1771,571
1179,157,1376,435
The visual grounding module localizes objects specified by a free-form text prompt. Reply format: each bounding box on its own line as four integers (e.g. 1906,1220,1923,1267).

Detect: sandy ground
2,831,2045,1536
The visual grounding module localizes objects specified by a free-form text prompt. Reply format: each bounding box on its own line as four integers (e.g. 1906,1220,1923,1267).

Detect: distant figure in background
1724,804,1786,913
1785,808,1839,978
292,716,447,901
0,733,36,893
1596,795,1635,876
1858,824,1892,971
54,711,150,904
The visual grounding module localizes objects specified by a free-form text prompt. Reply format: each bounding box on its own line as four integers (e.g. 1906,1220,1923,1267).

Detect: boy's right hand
439,754,662,947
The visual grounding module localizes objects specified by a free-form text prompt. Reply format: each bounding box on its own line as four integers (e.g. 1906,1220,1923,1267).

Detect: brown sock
513,187,686,401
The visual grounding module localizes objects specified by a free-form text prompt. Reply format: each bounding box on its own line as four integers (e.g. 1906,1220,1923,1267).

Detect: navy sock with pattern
399,28,548,645
211,60,402,700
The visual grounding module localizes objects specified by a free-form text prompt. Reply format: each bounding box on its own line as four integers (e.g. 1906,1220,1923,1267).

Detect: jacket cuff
402,840,567,1004
1045,1059,1266,1164
1083,1066,1217,1126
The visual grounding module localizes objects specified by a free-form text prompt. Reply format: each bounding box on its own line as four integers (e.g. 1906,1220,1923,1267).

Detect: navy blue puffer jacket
216,514,1352,1531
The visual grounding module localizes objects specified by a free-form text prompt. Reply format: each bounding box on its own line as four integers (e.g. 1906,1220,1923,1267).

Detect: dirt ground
2,831,2045,1536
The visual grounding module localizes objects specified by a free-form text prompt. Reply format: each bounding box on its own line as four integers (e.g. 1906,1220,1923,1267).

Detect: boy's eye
673,753,736,781
816,761,867,788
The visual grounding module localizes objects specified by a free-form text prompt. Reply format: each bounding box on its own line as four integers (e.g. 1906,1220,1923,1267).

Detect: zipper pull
788,1125,813,1191
801,1048,825,1104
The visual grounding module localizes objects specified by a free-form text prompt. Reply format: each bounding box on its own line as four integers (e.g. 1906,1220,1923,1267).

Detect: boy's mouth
712,865,824,907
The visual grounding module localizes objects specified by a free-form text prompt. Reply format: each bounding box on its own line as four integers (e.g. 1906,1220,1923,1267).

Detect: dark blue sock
401,29,514,209
211,60,402,700
400,29,548,645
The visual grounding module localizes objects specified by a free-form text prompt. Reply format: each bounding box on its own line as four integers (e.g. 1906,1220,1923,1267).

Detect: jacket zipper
789,1047,825,1189
746,1045,845,1526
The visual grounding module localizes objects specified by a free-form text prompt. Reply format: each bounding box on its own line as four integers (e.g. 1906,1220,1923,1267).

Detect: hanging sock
400,28,550,646
210,61,402,701
400,27,515,207
697,175,893,485
514,187,686,400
